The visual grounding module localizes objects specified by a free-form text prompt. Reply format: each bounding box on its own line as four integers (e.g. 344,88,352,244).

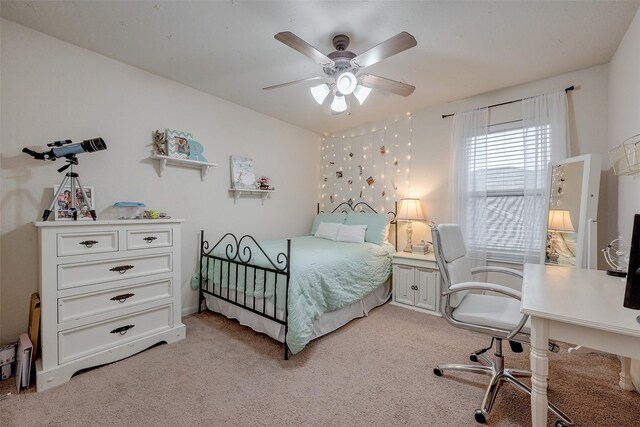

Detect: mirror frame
542,154,601,269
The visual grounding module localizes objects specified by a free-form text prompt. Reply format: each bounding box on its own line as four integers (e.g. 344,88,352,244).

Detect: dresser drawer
58,278,173,323
58,304,172,364
58,253,172,290
57,231,119,257
126,228,172,250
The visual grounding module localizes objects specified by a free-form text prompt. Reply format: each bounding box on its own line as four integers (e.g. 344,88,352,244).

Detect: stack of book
412,241,429,254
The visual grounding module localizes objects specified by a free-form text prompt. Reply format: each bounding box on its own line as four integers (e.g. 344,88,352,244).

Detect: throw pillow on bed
344,212,391,245
335,224,368,243
310,212,348,235
314,222,342,240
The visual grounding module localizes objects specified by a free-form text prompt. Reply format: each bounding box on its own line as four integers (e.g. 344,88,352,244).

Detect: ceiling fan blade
274,32,335,67
262,76,325,91
361,74,416,97
351,32,417,69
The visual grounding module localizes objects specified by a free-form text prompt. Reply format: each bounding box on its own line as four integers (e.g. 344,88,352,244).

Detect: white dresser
391,252,441,316
34,219,186,391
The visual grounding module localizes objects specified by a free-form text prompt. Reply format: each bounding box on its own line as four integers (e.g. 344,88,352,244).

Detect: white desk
521,264,640,427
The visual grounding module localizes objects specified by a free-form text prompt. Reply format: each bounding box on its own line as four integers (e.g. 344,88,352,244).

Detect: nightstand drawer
126,228,172,250
58,304,172,364
57,231,119,257
57,253,172,290
58,278,173,323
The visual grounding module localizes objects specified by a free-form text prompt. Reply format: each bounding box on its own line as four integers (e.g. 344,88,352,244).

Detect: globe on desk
602,237,630,277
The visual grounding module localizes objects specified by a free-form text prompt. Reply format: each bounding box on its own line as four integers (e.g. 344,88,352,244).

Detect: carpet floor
1,303,639,426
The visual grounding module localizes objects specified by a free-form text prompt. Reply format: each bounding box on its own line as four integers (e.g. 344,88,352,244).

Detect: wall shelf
151,154,217,181
228,188,274,205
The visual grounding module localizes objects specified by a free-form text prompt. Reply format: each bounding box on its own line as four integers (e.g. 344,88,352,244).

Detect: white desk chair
430,223,572,426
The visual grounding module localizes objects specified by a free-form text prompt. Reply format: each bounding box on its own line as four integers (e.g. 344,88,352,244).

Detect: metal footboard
198,231,291,359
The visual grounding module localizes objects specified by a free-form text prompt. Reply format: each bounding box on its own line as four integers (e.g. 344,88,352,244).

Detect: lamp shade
397,198,425,221
353,85,372,105
330,94,348,113
310,84,330,105
548,209,575,232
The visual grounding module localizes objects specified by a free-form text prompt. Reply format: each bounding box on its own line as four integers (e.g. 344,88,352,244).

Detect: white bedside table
391,252,441,316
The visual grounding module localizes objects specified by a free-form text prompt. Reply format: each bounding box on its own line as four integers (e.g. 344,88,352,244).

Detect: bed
198,202,397,359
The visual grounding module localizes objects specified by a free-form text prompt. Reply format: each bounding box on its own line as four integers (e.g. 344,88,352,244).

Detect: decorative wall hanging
609,133,640,176
230,156,256,189
320,114,413,213
150,130,217,181
159,129,209,162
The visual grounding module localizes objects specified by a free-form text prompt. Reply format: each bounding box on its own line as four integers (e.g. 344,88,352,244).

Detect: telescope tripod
43,156,96,221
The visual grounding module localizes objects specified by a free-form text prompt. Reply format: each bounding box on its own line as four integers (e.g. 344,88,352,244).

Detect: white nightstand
391,252,441,316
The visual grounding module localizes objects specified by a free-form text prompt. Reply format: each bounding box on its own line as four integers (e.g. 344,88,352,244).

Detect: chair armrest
471,265,523,279
446,282,522,300
445,282,528,340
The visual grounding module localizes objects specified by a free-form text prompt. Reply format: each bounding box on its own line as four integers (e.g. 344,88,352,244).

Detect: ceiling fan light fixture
353,85,372,105
310,84,330,104
335,72,357,95
330,94,348,113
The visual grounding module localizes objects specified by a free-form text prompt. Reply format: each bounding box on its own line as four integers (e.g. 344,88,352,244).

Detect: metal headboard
317,201,399,249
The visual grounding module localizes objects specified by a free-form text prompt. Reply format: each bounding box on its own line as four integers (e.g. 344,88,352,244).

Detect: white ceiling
2,1,639,134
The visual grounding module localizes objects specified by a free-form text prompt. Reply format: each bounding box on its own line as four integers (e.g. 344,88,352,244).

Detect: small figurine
152,130,166,155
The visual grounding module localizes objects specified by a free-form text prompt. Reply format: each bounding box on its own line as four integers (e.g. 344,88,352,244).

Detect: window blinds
466,123,550,261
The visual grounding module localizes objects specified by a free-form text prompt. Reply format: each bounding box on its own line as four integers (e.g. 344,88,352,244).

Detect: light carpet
1,303,639,426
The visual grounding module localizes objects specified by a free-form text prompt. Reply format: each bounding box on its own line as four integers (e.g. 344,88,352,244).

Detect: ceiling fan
263,31,417,114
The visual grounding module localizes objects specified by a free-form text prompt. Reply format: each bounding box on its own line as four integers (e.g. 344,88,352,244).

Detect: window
466,122,550,262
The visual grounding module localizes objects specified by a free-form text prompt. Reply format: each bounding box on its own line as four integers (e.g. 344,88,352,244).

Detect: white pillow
314,222,341,241
335,224,367,243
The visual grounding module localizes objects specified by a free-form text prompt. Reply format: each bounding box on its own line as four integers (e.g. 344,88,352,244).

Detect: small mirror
544,154,601,268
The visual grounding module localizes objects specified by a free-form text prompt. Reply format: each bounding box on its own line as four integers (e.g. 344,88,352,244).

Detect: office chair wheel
474,409,487,424
470,353,479,362
433,368,443,376
555,421,569,427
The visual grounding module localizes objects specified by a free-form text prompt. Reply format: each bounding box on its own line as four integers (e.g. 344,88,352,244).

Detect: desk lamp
547,209,575,263
397,198,425,252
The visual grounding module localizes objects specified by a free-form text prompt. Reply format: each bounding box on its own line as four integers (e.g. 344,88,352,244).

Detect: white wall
607,7,640,393
0,20,321,344
609,8,640,239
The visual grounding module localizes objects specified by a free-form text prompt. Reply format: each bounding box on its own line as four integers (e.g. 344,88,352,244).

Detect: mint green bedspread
202,236,394,354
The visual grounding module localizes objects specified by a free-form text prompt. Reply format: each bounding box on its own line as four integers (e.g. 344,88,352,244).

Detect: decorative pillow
310,212,347,234
335,224,367,243
344,212,391,245
314,222,341,241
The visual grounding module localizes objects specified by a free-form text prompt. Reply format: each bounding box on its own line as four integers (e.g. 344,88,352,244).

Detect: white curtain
522,91,570,264
452,108,489,268
452,91,569,267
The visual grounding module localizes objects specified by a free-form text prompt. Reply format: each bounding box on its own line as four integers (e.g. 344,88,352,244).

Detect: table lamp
397,198,425,252
547,209,575,262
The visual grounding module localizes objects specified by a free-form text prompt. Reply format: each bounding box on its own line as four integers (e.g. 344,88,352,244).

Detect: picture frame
165,129,193,159
230,155,256,189
53,185,95,221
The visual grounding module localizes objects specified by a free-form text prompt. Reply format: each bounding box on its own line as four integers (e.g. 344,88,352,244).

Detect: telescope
22,138,107,161
23,137,107,221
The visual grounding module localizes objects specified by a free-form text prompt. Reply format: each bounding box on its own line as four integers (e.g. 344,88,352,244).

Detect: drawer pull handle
110,293,135,303
143,236,158,243
411,285,418,290
109,265,135,274
110,325,135,335
79,240,99,248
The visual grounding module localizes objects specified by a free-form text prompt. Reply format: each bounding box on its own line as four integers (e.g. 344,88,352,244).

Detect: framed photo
165,129,193,159
230,155,256,189
54,185,95,220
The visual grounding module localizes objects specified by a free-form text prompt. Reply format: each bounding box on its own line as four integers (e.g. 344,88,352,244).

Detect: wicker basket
609,134,640,176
